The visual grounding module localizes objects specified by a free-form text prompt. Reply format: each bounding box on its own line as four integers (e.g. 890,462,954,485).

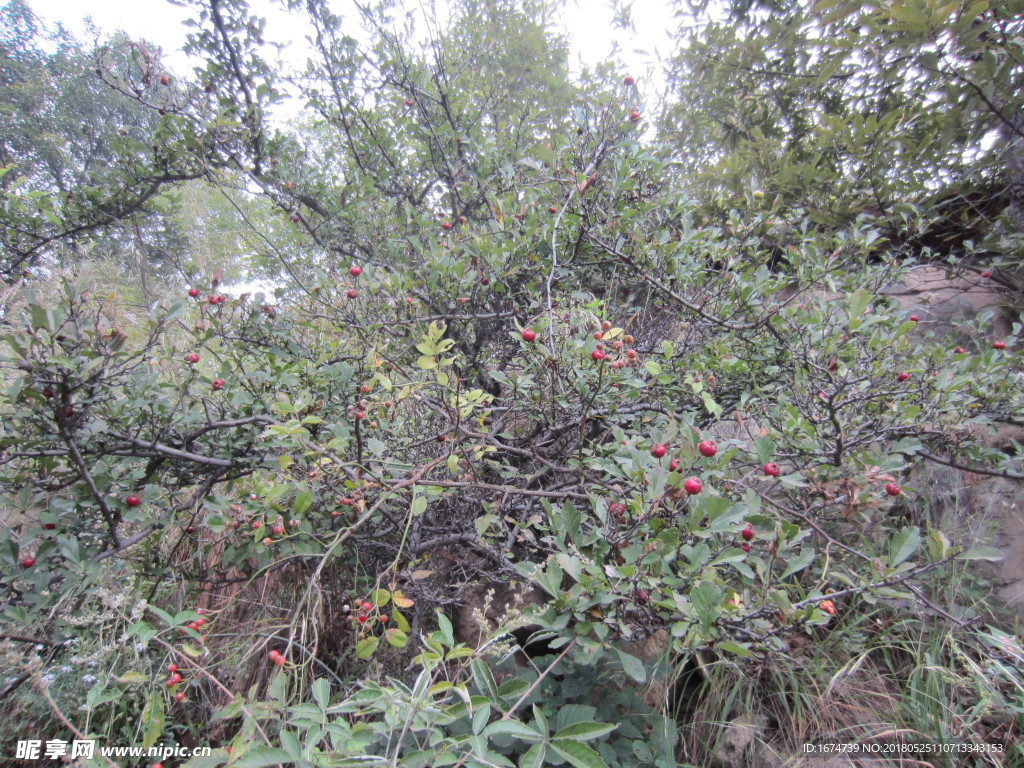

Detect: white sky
25,0,677,91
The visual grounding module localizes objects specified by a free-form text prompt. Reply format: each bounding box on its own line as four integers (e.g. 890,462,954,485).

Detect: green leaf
552,722,618,741
472,658,499,700
482,720,545,742
412,492,427,517
718,641,754,657
614,648,646,684
473,703,492,735
888,526,921,567
292,491,312,515
956,546,1004,562
355,636,380,659
312,677,329,710
140,690,164,749
518,743,546,768
548,739,611,768
385,628,408,648
779,548,815,581
229,747,296,768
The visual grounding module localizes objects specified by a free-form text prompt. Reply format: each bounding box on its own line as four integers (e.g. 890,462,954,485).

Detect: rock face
891,266,1023,616
889,264,1014,339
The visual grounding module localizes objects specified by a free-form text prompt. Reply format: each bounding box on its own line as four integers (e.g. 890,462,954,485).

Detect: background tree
0,0,1022,766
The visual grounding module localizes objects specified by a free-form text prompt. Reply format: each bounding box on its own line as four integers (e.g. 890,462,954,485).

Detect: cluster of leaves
0,0,1023,765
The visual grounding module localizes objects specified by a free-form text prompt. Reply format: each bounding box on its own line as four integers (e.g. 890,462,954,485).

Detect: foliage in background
0,0,1023,766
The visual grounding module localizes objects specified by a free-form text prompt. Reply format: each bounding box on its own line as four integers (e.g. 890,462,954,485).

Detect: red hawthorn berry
741,523,755,541
763,462,781,477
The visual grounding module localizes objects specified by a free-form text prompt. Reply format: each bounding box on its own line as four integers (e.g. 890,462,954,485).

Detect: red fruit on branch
763,462,780,477
684,477,702,495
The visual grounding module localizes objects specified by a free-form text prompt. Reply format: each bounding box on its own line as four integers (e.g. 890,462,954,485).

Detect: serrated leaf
889,526,921,567
385,628,408,648
552,722,618,741
483,720,545,742
518,743,546,768
141,691,164,749
549,739,610,768
717,640,754,657
312,678,329,710
228,747,296,768
779,548,815,581
292,491,312,515
614,648,646,684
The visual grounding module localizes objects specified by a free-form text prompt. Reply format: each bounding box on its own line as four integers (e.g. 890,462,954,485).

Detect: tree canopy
0,1,1022,766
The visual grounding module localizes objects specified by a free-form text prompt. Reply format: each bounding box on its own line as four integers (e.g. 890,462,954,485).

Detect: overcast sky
26,0,678,90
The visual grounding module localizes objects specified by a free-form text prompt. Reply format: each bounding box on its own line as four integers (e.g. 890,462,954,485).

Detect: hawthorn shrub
1,0,1023,766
